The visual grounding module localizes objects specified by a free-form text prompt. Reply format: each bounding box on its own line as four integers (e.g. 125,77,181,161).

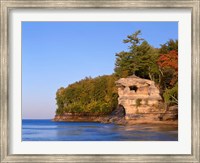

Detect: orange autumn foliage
157,50,178,86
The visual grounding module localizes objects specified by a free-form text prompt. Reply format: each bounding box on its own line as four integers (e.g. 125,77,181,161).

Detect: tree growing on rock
114,30,160,83
114,30,178,105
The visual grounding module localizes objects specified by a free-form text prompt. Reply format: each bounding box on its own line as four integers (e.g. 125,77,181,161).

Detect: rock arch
111,104,126,117
115,75,163,119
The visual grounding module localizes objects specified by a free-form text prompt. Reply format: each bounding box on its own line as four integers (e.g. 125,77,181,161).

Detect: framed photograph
1,0,199,162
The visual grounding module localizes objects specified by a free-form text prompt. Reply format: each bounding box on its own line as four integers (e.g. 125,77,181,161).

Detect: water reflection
22,120,178,141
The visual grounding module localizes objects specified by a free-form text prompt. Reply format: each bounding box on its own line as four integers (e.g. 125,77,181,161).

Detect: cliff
53,106,127,125
54,75,178,124
115,75,178,121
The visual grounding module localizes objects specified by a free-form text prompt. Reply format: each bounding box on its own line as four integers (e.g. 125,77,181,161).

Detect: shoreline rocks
53,105,178,126
53,115,178,126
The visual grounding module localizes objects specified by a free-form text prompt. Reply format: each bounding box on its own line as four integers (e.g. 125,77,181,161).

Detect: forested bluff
54,30,178,124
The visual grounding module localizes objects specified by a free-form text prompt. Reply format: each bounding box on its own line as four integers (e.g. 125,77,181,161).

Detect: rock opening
129,85,138,92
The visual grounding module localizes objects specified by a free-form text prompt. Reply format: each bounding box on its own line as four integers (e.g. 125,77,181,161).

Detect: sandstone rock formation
115,75,165,120
54,75,178,124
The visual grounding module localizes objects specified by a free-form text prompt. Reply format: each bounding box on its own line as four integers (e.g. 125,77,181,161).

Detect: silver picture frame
0,0,199,162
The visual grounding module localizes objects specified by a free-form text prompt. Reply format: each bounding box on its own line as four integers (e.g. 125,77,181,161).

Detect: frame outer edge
1,1,8,163
0,1,1,162
193,0,200,162
0,0,200,162
0,1,196,8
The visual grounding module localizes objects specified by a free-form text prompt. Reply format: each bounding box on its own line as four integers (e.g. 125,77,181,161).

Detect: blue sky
22,22,178,119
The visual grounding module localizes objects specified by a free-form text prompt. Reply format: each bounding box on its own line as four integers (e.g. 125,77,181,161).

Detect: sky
22,22,178,119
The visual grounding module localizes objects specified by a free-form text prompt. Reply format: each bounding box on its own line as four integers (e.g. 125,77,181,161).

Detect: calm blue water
22,120,178,141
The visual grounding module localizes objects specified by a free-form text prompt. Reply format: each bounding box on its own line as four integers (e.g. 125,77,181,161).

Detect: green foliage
55,75,118,115
163,83,178,105
114,30,143,78
134,46,160,82
159,39,178,54
114,31,160,83
114,30,178,105
136,99,142,107
114,51,136,77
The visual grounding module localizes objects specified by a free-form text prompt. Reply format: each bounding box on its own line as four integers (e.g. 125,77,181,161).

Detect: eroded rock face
115,75,164,119
54,75,177,124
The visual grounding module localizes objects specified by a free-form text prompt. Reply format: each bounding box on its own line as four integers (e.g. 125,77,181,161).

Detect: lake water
22,120,178,141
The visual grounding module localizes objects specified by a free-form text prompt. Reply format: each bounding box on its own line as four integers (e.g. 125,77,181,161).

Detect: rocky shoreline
53,105,178,126
53,116,177,126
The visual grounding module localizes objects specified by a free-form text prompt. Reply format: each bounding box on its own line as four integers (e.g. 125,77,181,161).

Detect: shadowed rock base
53,105,178,126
